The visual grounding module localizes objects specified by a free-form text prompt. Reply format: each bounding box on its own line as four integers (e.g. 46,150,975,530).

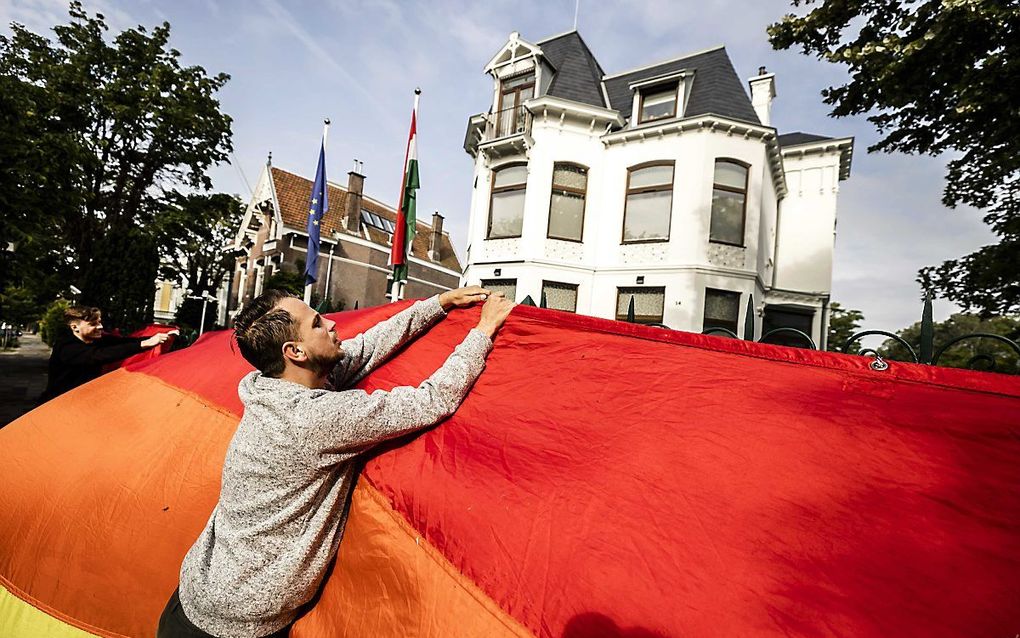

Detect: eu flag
304,140,328,286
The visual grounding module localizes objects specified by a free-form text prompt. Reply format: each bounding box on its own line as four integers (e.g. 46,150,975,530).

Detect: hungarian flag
389,90,420,293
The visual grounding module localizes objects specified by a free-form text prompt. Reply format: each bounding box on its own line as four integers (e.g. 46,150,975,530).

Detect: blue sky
2,0,995,340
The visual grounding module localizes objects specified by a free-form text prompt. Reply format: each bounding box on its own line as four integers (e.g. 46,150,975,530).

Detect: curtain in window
542,281,578,312
548,164,587,241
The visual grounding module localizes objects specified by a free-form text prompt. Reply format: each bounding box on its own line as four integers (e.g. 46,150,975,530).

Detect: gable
603,46,760,125
269,167,462,272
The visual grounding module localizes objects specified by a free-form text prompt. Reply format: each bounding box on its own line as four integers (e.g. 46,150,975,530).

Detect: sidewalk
0,333,50,428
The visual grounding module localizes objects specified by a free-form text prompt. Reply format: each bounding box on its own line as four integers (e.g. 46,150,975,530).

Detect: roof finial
758,66,767,76
573,0,580,31
266,151,272,166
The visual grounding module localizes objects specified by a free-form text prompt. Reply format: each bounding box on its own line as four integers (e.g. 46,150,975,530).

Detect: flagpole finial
414,87,421,95
324,118,331,126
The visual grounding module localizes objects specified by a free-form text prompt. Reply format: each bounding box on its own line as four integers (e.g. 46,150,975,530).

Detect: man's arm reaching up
328,286,490,388
310,292,514,461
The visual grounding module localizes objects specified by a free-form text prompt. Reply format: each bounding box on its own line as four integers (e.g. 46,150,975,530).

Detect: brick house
222,160,462,322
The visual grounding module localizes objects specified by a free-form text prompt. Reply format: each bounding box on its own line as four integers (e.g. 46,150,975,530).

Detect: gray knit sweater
178,296,492,638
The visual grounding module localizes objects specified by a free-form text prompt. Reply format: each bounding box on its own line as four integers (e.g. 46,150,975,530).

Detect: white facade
462,32,853,348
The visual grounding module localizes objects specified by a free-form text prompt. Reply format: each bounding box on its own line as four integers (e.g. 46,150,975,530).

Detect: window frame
709,158,750,248
487,163,528,240
480,278,518,303
546,162,589,243
615,286,666,325
702,288,742,335
637,83,680,124
497,71,536,137
541,280,579,313
622,161,675,244
762,304,816,349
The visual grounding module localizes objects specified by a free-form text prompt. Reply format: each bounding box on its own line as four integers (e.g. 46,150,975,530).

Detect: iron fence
486,105,532,140
517,294,1020,374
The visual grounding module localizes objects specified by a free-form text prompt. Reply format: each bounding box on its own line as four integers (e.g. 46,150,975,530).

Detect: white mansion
462,31,853,348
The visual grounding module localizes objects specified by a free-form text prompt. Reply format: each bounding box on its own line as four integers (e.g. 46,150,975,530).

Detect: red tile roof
270,167,462,272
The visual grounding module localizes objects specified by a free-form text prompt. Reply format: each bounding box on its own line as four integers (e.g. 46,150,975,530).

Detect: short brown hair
233,289,298,377
65,306,101,325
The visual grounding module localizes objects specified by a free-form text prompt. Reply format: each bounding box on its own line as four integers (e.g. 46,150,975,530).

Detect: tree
156,193,245,297
826,302,864,354
0,285,43,328
879,313,1019,375
263,271,305,297
0,2,232,329
768,1,1020,316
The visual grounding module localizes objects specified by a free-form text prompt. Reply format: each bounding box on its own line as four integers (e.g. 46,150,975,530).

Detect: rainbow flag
1,304,1019,637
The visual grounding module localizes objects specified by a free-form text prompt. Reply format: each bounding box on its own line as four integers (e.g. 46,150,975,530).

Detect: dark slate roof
602,46,760,125
777,132,836,147
538,31,607,108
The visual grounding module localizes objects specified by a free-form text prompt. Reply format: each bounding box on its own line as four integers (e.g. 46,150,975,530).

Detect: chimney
345,160,364,233
748,66,776,127
429,212,444,261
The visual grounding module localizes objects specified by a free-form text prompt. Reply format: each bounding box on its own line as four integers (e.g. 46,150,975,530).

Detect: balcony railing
486,105,532,140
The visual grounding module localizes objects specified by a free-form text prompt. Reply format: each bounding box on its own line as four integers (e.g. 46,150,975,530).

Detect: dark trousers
157,588,290,638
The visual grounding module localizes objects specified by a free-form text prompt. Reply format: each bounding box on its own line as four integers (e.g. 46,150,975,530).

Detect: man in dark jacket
39,305,175,403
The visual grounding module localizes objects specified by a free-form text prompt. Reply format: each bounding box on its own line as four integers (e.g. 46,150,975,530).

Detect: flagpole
390,89,420,303
398,91,421,303
305,118,330,305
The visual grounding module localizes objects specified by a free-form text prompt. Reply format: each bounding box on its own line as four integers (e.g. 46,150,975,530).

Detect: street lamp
186,291,216,337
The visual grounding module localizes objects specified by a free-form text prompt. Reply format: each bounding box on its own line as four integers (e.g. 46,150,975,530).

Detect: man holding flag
304,119,330,304
388,89,421,302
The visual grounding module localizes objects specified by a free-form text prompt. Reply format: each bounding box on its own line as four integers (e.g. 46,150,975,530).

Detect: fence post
920,294,934,365
743,294,755,341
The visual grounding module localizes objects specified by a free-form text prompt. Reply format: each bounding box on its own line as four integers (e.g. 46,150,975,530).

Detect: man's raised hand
475,293,515,339
440,286,491,311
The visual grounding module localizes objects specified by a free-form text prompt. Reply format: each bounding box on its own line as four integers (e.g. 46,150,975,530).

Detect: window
703,288,741,335
488,165,527,239
481,279,517,302
497,72,535,137
710,160,749,246
762,305,815,348
361,210,395,234
623,162,674,242
548,163,587,241
542,281,578,313
616,287,665,325
638,84,679,123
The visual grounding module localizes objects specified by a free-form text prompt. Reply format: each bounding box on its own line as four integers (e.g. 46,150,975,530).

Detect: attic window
638,83,679,123
360,210,395,234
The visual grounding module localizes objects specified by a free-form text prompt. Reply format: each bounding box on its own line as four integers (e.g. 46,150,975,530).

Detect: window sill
621,238,669,245
485,235,523,241
709,239,746,249
547,235,584,244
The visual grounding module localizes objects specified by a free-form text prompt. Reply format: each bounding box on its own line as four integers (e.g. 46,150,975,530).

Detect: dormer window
497,71,535,137
638,84,679,123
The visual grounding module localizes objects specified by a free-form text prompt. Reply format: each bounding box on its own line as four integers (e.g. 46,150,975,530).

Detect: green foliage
173,296,218,335
769,1,1020,315
0,2,232,329
39,298,70,347
155,192,244,298
264,270,305,297
826,302,864,354
918,237,1020,318
0,285,43,327
879,313,1020,375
